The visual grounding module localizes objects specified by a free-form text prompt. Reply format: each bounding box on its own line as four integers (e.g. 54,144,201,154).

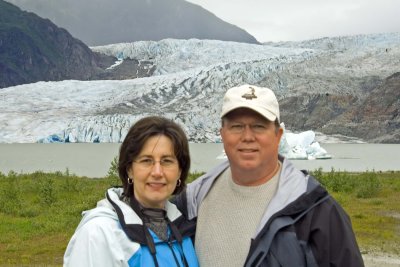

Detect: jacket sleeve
63,216,131,267
307,197,365,267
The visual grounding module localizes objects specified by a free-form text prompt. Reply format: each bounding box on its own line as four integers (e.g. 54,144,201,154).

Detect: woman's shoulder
64,206,140,266
77,205,119,232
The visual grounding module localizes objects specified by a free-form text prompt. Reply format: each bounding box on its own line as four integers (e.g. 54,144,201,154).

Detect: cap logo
241,86,257,100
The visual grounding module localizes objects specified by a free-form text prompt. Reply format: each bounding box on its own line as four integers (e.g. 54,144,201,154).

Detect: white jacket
64,187,198,267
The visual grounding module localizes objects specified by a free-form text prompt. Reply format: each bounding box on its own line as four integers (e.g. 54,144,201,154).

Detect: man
174,84,364,267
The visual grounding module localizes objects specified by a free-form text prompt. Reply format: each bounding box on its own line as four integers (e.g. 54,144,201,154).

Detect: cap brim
221,104,277,122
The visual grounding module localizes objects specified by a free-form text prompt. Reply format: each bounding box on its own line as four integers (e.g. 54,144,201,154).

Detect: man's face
220,108,283,185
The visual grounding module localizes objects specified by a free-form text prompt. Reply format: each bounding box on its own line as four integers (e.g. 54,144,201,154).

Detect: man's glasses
134,157,178,169
225,122,269,134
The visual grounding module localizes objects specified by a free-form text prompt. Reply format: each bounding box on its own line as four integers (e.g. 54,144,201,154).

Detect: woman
64,116,198,267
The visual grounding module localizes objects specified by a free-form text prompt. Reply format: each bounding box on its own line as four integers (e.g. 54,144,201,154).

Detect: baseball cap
220,84,280,122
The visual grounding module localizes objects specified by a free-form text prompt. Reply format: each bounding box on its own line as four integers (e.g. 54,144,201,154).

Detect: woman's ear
127,166,133,179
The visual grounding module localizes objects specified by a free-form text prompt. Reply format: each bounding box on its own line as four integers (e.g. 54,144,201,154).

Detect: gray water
0,143,399,177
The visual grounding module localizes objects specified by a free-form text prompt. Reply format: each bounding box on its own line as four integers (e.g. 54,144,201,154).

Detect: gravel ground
363,253,400,267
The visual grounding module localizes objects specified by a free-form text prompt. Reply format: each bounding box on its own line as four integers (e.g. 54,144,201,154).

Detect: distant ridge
6,0,259,46
0,0,104,88
0,0,159,88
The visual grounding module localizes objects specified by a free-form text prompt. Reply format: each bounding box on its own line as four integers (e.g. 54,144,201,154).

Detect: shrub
355,171,381,198
312,168,355,193
107,156,119,178
0,177,22,215
106,156,121,186
39,178,56,206
311,168,381,198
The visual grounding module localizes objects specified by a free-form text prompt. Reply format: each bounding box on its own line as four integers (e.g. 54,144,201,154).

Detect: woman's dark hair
118,116,190,197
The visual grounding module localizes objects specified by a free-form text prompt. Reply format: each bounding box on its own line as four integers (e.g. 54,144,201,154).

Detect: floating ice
279,123,331,160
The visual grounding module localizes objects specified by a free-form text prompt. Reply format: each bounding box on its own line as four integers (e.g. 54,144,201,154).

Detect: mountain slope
0,0,103,88
6,0,259,46
0,0,158,88
324,72,400,143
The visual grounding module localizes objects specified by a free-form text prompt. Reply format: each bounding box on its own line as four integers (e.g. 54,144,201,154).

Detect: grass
310,168,400,255
0,170,116,266
0,164,399,265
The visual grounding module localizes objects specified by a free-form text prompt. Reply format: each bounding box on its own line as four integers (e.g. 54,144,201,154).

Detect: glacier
0,38,316,144
1,33,398,148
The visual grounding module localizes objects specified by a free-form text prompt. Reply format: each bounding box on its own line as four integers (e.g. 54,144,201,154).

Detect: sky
186,0,400,42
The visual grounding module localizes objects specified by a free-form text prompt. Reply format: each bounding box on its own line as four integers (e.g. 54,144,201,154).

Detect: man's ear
277,127,284,142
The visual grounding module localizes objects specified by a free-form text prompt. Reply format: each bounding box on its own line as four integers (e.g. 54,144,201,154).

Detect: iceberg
279,123,332,160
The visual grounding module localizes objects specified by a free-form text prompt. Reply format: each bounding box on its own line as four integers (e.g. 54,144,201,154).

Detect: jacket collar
105,187,192,244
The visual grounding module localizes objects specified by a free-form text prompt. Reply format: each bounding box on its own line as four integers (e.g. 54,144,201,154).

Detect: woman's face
128,135,181,209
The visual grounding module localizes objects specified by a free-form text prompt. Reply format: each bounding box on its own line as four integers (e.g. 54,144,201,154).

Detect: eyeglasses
225,122,269,134
134,157,179,169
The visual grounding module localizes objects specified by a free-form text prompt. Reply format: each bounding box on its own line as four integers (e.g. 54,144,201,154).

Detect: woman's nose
150,161,163,176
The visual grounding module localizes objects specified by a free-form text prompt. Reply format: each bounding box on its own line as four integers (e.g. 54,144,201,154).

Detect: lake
0,143,399,178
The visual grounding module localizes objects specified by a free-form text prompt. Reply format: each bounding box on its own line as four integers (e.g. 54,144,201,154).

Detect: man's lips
238,148,258,153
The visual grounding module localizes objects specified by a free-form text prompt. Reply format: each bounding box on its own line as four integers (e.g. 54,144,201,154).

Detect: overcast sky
187,0,400,42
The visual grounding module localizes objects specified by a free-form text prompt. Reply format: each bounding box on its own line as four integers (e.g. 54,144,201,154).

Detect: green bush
312,168,355,193
355,171,381,198
0,176,22,215
311,168,381,198
107,156,119,179
39,178,56,205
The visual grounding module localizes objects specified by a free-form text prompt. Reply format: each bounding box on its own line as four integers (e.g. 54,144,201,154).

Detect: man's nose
242,125,255,140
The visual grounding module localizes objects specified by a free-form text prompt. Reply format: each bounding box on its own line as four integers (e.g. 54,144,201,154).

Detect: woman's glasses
134,157,178,169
